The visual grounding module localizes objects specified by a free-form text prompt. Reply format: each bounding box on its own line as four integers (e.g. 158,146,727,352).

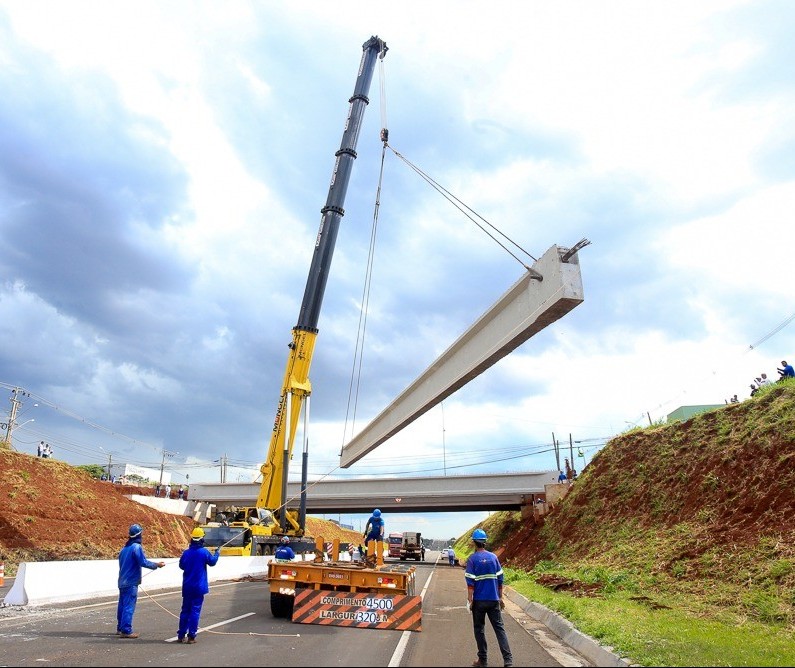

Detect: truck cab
399,531,423,561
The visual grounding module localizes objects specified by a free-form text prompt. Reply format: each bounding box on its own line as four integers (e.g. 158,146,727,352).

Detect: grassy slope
456,381,795,666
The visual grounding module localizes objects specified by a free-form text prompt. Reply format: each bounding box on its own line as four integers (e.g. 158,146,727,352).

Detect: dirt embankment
491,383,795,602
0,449,364,576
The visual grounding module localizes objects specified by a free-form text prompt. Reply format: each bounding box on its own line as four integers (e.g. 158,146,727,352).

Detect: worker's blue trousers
178,593,205,639
117,585,138,634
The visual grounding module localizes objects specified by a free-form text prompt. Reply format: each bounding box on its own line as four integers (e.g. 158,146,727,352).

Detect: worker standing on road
465,528,513,668
176,527,220,644
117,523,165,639
274,536,296,561
363,508,384,545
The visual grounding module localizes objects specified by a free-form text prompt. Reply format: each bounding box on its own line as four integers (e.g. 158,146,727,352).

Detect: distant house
667,404,724,423
123,463,169,485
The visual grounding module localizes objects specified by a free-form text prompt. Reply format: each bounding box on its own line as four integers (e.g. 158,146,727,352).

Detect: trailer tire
270,592,294,619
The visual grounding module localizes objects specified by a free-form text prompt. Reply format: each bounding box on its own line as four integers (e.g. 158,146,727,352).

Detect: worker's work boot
119,632,139,639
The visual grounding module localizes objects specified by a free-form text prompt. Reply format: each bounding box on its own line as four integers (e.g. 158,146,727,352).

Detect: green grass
453,385,795,666
507,569,795,666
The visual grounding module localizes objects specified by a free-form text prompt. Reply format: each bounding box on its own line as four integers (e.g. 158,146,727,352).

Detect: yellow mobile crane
201,36,387,559
203,36,419,627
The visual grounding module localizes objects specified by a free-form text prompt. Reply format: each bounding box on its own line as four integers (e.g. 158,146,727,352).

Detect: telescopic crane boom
201,35,387,557
259,36,388,529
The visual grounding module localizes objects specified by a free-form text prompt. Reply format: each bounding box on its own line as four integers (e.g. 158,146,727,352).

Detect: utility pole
569,433,575,477
4,387,21,448
106,452,112,479
159,448,177,486
552,431,560,472
220,453,227,483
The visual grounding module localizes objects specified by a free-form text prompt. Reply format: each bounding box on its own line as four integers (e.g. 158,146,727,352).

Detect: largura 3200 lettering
318,610,388,623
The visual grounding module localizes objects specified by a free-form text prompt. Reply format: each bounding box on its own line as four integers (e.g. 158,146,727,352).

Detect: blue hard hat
373,509,381,517
472,528,487,541
129,524,143,538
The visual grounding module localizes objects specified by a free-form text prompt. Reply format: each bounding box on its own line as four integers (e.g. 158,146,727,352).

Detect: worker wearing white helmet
274,536,296,561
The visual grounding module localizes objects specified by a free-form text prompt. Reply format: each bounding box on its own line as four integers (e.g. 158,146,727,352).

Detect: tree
76,464,105,479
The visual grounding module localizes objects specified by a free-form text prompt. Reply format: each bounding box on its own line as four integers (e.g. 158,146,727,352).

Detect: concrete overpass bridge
188,470,557,514
185,245,584,523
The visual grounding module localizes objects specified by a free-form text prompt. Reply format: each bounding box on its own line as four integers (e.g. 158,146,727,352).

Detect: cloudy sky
1,1,794,540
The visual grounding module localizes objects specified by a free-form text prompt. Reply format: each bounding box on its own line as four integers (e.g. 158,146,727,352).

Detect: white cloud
1,0,793,541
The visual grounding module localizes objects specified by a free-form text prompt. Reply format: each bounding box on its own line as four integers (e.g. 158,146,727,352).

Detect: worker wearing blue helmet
363,508,384,546
465,528,513,667
116,523,165,639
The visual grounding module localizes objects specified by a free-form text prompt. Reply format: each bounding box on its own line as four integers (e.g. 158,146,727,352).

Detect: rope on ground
137,575,300,638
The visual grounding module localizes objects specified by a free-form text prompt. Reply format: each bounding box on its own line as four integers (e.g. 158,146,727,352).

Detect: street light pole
441,402,447,476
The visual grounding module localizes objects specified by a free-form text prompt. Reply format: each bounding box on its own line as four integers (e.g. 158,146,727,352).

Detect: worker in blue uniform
176,527,220,644
274,536,296,561
465,528,513,668
117,523,165,639
363,508,384,545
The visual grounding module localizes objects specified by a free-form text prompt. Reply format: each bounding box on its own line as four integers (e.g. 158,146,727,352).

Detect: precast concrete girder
339,244,584,467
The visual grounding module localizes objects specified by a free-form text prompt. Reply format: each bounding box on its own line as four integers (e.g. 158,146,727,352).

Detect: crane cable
384,143,539,270
338,51,391,450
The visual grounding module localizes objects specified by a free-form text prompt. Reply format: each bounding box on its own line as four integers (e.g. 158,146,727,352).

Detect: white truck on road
400,531,423,561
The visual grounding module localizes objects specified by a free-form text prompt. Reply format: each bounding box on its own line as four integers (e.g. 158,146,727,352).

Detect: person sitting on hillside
777,360,794,381
759,373,772,386
750,383,758,397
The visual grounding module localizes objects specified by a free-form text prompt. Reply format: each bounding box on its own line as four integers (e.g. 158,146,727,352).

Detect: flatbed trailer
269,561,420,629
268,538,422,630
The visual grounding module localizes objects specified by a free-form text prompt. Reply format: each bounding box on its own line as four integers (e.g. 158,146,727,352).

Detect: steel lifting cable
384,144,540,271
338,50,390,453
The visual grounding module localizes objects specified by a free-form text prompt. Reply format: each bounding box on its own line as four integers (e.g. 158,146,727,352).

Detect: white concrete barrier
3,554,276,607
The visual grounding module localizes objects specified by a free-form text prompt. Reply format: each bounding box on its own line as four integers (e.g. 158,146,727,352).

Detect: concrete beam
188,471,556,514
339,244,584,467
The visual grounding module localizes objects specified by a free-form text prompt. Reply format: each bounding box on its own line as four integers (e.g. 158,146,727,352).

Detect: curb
505,588,634,667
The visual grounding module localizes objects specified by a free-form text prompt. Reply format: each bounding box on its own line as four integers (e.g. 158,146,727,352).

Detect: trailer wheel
270,592,294,619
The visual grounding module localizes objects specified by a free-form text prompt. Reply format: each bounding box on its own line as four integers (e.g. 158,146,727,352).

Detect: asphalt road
0,552,592,667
